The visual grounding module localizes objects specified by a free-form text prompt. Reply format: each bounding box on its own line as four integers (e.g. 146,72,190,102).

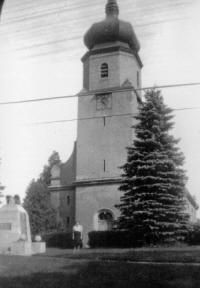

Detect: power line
136,82,200,91
0,82,200,106
1,1,102,26
0,5,191,59
0,0,190,57
0,17,188,56
28,105,200,126
28,113,134,126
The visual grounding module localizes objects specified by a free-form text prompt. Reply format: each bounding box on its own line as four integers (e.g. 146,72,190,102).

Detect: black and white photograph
0,0,200,287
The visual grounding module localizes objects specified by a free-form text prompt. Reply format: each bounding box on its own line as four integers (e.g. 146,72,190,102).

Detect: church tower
75,0,142,242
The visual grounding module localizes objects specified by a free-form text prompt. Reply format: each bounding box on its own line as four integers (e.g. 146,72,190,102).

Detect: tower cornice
74,177,122,187
81,44,143,68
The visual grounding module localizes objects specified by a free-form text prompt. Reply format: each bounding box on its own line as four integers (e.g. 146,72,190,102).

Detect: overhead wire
0,82,200,106
0,82,199,126
2,0,189,25
0,1,199,127
1,17,185,56
27,105,200,126
1,1,103,26
0,0,191,59
28,113,134,126
0,14,187,44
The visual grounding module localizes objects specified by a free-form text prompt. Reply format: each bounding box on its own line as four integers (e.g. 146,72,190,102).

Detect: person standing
72,222,83,250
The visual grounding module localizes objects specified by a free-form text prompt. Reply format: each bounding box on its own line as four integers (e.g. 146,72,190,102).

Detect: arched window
97,209,114,231
67,195,70,205
101,63,109,78
98,210,113,221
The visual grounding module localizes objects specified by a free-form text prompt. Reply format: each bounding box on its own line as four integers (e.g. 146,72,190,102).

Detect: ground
1,247,200,287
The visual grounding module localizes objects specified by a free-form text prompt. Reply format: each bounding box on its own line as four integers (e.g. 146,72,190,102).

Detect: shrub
42,232,74,248
185,223,200,245
88,231,143,248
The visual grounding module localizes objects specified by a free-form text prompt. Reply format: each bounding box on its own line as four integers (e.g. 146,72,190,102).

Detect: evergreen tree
23,151,61,235
117,89,190,244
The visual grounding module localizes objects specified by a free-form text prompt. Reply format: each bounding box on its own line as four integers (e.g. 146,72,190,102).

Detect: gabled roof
186,189,199,210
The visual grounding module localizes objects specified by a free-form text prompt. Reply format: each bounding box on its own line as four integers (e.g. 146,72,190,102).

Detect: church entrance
97,209,114,231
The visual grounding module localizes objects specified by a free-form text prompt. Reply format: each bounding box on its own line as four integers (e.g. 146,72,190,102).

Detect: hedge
88,231,143,248
41,232,74,248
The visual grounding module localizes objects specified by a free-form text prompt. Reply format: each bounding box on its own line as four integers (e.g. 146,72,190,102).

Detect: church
49,0,198,243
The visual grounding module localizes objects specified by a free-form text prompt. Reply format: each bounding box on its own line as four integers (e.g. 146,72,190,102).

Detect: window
137,71,140,87
98,211,113,221
97,209,114,231
103,116,106,126
101,63,109,78
67,195,70,205
67,217,70,226
104,160,106,172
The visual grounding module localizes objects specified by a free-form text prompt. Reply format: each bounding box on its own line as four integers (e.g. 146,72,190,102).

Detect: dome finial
106,0,119,17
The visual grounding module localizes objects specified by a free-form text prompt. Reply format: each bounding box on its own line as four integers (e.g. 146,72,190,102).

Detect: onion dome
84,0,140,52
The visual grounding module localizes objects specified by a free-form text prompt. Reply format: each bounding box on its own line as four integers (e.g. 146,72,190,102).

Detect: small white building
185,191,199,222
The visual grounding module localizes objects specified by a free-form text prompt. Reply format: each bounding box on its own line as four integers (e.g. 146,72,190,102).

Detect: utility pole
0,0,4,17
0,0,5,16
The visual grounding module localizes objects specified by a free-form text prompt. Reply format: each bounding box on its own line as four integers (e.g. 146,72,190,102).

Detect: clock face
96,93,112,110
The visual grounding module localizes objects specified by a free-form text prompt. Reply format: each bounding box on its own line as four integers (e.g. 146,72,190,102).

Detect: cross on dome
105,0,119,17
83,0,141,53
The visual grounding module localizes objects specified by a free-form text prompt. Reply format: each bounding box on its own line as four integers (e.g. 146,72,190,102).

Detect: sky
0,0,200,212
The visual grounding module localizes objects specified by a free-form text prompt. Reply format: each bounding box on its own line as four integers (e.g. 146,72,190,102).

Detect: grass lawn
44,246,200,263
0,247,200,288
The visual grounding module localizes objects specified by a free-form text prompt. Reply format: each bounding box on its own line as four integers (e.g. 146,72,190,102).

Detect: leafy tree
116,89,190,244
23,151,61,235
23,179,58,235
40,151,60,185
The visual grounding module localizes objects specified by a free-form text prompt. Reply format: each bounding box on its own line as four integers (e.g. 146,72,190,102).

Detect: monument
0,195,46,256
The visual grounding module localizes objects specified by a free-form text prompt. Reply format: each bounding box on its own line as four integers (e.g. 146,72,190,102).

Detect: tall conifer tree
117,89,190,244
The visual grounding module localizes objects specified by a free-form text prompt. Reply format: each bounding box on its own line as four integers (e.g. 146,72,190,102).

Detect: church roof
186,190,199,210
84,0,140,52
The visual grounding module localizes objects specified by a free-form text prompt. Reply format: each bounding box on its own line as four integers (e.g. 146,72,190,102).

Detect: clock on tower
96,93,112,110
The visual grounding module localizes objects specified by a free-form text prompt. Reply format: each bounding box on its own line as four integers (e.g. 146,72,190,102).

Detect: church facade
49,0,198,243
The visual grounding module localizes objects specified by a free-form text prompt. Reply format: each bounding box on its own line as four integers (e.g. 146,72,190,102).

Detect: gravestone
0,195,45,255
